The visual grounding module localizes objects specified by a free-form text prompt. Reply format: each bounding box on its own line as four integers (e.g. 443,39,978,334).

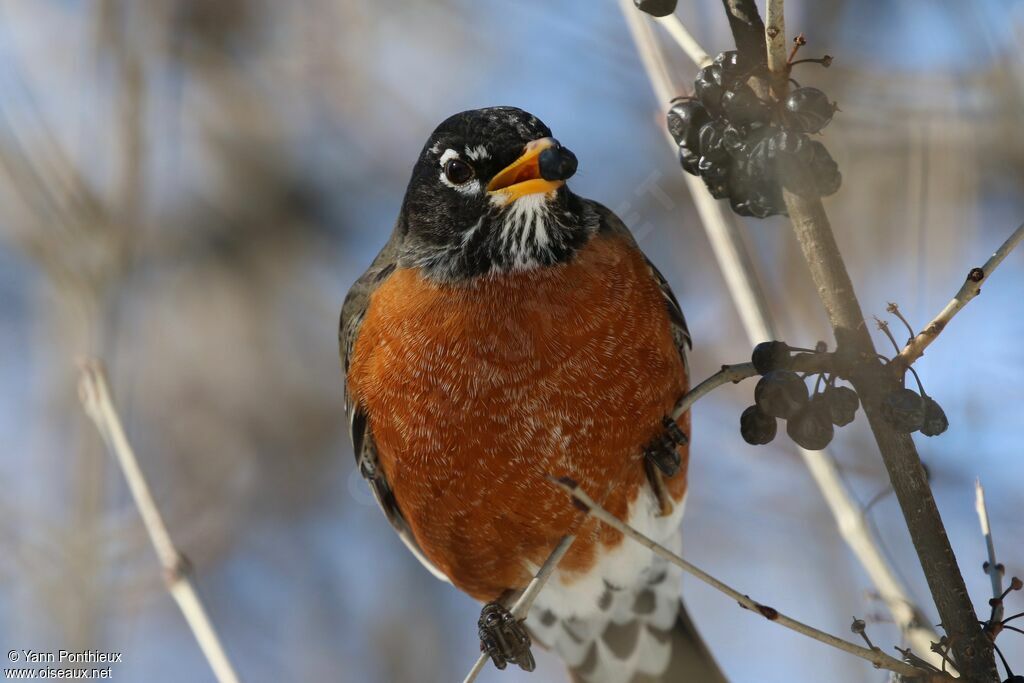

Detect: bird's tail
529,552,727,683
567,598,726,683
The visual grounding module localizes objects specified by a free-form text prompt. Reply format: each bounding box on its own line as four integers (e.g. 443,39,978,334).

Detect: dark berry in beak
538,145,578,182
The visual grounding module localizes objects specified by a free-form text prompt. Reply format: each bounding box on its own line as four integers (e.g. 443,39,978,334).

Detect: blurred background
2,1,1023,681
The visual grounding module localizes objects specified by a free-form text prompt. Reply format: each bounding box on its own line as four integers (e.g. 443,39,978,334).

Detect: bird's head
397,107,596,281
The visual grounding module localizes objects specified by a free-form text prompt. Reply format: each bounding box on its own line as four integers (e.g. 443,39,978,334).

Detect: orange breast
348,233,689,601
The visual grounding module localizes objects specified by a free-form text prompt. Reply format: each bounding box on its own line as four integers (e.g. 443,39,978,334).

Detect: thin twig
621,2,945,665
975,479,1004,626
671,363,755,418
462,535,576,683
547,478,948,681
78,361,242,683
759,1,994,676
656,15,712,67
895,221,1024,370
764,0,788,89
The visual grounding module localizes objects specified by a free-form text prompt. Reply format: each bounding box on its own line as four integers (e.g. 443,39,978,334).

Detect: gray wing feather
339,226,450,583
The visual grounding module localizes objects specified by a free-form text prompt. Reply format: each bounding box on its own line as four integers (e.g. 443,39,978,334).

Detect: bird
339,106,725,683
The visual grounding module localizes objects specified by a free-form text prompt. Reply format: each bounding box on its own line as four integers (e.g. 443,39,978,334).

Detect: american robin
340,107,725,682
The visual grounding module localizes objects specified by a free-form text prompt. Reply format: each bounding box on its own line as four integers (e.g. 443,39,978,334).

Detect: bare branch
462,535,576,683
895,222,1024,370
764,0,787,77
547,478,949,681
78,361,242,683
620,2,945,664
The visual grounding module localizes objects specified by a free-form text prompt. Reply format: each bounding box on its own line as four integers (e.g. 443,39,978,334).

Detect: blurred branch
462,535,576,683
656,15,711,67
975,480,1004,626
758,2,995,678
78,362,242,683
620,1,944,665
894,221,1024,371
548,477,948,681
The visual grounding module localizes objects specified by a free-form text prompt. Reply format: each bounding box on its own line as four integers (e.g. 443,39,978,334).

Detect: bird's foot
643,415,688,477
478,601,535,672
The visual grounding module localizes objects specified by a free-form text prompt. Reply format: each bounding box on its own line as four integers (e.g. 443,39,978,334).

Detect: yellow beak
486,138,564,202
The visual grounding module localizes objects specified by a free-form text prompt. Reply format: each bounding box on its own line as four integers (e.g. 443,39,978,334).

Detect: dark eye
443,158,475,185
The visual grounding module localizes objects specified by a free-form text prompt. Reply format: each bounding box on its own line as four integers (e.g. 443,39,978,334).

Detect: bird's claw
478,601,535,672
643,415,688,477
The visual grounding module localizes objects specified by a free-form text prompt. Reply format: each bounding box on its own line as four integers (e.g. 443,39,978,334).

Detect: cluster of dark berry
740,339,950,449
740,341,858,450
667,51,840,218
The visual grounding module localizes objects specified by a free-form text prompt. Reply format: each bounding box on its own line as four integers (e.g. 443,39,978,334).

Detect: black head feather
396,107,594,281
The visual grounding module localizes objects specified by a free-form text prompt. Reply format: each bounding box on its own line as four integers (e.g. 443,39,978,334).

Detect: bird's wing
339,226,451,583
589,201,692,362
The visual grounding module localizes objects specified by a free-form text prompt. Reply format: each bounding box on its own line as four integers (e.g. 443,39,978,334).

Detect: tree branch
895,221,1024,370
720,0,766,65
755,2,996,677
78,361,242,683
548,478,952,681
621,3,945,664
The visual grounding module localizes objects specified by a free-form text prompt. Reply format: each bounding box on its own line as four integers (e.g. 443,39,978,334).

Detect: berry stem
886,302,917,342
874,317,902,355
905,365,926,396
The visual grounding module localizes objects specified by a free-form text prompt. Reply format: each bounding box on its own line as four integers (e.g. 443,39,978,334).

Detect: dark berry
769,129,810,158
920,396,949,437
1003,677,1024,683
740,405,777,445
787,399,834,450
823,385,859,426
736,125,778,179
721,85,770,127
808,141,841,196
713,50,753,82
881,388,926,433
729,163,786,218
667,99,710,151
722,125,747,154
633,0,677,17
697,120,727,157
697,153,729,183
751,341,791,374
784,87,836,134
755,370,809,419
538,145,577,182
694,65,726,116
679,147,700,175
